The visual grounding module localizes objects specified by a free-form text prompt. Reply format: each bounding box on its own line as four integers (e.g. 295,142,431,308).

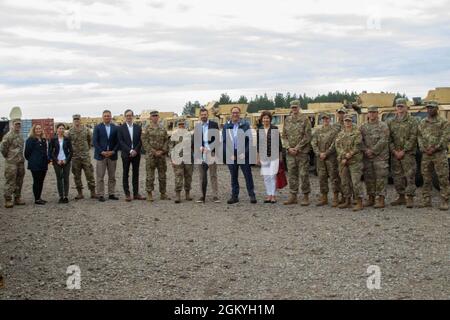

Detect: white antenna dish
9,106,22,120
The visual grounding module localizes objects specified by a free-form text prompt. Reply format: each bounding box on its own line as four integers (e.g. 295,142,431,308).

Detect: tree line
182,91,408,116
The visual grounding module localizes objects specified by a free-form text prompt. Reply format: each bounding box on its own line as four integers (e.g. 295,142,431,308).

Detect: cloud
0,0,449,120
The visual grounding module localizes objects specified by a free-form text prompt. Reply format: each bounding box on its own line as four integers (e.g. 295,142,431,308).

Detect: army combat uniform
68,122,96,198
360,108,390,208
417,102,450,210
387,108,418,207
311,115,340,207
142,120,170,200
1,125,25,208
282,100,312,206
170,124,194,203
335,122,364,211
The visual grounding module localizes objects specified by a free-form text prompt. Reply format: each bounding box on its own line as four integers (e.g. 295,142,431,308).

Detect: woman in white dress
256,111,282,203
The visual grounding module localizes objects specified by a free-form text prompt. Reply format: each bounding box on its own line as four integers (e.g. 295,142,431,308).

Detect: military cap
290,100,300,107
320,112,331,119
72,114,81,120
368,105,379,112
177,118,186,125
337,107,347,113
11,118,22,124
425,100,438,108
343,114,353,121
395,98,407,106
150,110,159,116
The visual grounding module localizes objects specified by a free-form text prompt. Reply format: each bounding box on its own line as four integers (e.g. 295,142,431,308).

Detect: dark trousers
122,155,140,196
31,170,47,201
53,161,71,198
227,163,255,199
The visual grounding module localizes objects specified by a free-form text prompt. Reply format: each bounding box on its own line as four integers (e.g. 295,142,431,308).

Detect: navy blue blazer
93,123,119,161
48,136,73,164
25,137,49,171
222,120,253,162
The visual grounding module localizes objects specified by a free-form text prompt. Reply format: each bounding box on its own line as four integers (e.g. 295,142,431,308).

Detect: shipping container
20,119,33,141
32,118,55,139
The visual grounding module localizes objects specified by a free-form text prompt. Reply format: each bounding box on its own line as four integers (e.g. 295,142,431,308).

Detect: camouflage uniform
0,130,25,201
68,126,96,192
360,120,390,197
387,113,418,197
282,113,312,195
170,128,193,193
142,124,169,194
311,124,340,195
335,126,364,199
418,114,450,201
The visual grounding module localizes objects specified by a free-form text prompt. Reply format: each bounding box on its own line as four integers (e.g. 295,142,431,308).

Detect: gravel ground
0,155,449,300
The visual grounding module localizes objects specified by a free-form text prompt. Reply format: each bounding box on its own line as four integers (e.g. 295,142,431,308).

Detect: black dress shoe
264,199,271,203
250,197,257,204
35,199,46,205
98,196,106,202
109,195,119,200
227,197,239,204
63,197,69,203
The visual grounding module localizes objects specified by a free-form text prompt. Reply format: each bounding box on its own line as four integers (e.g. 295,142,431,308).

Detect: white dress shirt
127,123,134,150
57,137,66,161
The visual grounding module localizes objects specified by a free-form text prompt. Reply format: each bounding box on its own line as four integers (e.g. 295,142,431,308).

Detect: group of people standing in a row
1,97,449,210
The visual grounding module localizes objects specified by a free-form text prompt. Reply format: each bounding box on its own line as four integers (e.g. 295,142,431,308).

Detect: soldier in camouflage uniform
417,101,450,210
170,119,194,203
360,106,390,208
387,98,418,208
0,118,26,208
142,110,170,201
332,107,347,133
311,113,340,207
68,114,96,199
335,114,364,211
282,100,312,206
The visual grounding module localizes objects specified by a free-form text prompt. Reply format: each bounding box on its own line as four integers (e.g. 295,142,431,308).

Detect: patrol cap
337,107,347,113
72,114,81,120
150,110,159,116
11,118,22,124
177,118,186,126
368,105,379,112
395,98,407,106
290,100,300,107
320,112,331,119
425,100,438,108
343,114,353,121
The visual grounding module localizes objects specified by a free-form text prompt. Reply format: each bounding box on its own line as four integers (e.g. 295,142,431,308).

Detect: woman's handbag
276,160,288,189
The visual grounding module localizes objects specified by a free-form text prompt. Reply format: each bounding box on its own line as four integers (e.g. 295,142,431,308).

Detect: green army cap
368,105,379,112
343,114,353,121
425,100,439,108
177,118,186,126
290,100,300,107
320,112,331,119
150,110,159,116
72,114,81,120
337,107,347,113
395,98,407,106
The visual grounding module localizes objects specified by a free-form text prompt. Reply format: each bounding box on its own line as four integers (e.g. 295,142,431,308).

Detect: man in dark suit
93,110,119,202
222,106,257,204
194,107,220,203
117,109,146,202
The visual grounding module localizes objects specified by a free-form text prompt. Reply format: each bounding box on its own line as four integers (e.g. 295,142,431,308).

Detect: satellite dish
9,106,22,120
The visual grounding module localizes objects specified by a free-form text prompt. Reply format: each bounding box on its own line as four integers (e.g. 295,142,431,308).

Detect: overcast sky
1,0,449,121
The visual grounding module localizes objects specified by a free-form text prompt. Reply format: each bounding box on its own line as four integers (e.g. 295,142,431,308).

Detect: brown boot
14,197,26,205
4,200,14,208
390,194,406,206
147,192,154,202
75,189,84,200
316,193,328,206
174,191,181,203
418,197,431,208
185,190,193,201
332,192,339,207
338,197,351,209
374,196,385,209
161,193,170,200
353,197,363,211
300,194,310,206
439,197,449,211
406,196,414,208
90,189,97,199
283,193,298,205
364,195,375,207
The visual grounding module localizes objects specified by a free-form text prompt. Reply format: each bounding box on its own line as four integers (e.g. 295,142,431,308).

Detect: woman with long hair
24,124,49,205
